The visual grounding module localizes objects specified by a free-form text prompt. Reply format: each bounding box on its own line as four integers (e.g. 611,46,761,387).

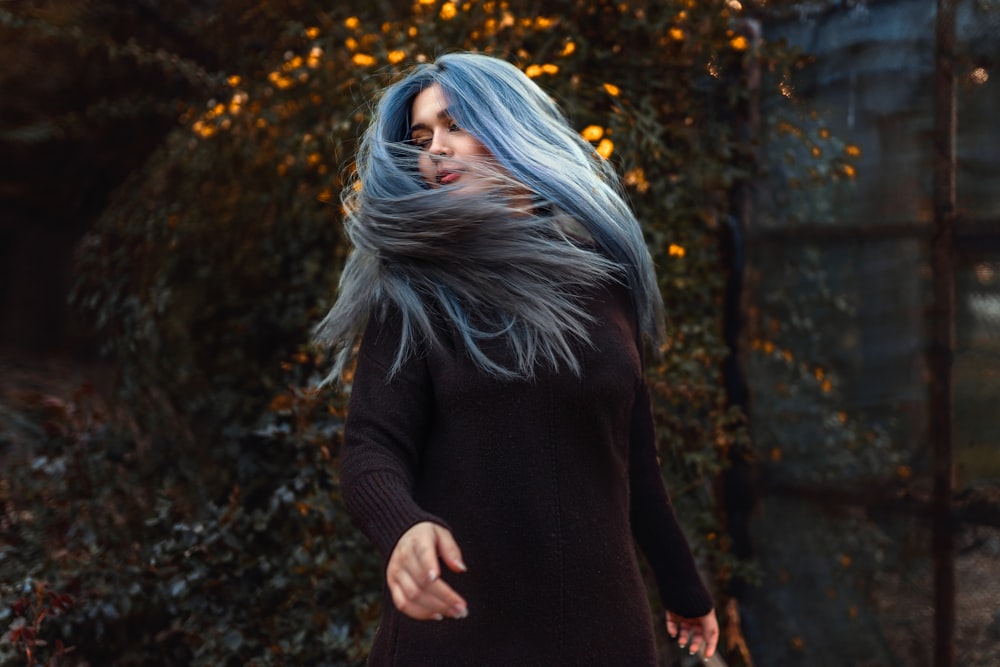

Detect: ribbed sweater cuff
657,574,715,619
344,471,449,560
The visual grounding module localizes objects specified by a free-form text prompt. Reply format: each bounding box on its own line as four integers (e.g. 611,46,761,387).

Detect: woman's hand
386,521,469,621
666,608,720,659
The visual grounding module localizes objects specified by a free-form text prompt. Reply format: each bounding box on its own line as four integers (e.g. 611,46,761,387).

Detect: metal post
931,1,957,666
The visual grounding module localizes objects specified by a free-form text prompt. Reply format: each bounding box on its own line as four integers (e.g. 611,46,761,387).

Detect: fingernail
451,604,468,619
433,613,443,621
429,571,438,583
456,560,467,572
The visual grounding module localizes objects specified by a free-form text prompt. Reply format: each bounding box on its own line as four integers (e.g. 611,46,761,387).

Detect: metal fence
733,2,1000,665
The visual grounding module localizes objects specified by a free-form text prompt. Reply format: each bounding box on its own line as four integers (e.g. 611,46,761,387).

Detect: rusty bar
745,218,1000,245
931,0,957,666
757,476,1000,529
746,221,932,243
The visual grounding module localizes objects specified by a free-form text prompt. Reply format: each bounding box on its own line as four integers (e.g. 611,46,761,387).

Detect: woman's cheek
418,156,436,186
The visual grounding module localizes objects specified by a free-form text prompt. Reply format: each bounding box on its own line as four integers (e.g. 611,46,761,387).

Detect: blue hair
317,52,664,382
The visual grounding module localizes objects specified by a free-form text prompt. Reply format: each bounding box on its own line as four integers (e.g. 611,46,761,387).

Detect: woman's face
409,83,497,194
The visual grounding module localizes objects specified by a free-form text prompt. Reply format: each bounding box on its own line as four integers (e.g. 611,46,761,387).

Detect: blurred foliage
0,0,859,665
744,242,909,487
1,367,379,666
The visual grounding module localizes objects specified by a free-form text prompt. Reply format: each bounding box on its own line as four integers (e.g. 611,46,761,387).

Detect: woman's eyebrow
409,108,452,134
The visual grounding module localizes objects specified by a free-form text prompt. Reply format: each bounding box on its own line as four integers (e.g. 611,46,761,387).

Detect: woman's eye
449,122,461,132
411,136,430,149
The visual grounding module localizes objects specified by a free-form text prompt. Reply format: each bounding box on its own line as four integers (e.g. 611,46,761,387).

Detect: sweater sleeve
339,308,448,562
628,377,715,618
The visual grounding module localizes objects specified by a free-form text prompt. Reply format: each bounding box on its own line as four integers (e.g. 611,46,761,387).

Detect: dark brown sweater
340,280,714,666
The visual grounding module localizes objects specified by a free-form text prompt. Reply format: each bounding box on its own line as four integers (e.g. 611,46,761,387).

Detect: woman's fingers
685,627,703,656
666,609,719,658
396,565,467,617
388,572,467,621
432,524,467,573
410,527,443,582
675,622,697,653
701,613,720,658
387,522,468,621
388,569,436,620
691,610,720,658
390,569,462,620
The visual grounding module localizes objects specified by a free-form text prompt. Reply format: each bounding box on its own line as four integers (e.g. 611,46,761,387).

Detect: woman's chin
441,180,489,196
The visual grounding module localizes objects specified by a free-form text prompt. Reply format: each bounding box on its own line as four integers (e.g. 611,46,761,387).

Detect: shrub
1,1,807,664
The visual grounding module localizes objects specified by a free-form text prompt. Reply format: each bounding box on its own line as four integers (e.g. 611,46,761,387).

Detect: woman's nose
428,131,451,156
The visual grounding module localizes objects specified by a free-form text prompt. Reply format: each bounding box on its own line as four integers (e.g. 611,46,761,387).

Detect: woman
317,52,719,665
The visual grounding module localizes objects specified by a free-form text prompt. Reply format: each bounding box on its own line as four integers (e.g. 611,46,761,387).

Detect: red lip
438,170,460,185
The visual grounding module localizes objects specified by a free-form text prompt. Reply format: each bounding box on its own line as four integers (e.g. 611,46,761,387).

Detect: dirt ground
874,527,1000,666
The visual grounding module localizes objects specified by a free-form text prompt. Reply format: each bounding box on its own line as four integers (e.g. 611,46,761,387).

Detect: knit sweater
340,279,714,666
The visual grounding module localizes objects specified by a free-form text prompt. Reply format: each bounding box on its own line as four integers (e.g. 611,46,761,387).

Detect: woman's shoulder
359,298,452,371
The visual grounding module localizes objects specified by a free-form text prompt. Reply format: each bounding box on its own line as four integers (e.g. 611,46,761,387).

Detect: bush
1,362,383,666
1,1,813,664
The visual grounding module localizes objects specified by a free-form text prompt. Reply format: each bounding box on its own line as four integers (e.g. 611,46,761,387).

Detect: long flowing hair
316,52,664,382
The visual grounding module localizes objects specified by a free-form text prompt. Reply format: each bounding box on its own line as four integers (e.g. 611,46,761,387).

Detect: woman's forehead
409,84,453,129
411,84,447,113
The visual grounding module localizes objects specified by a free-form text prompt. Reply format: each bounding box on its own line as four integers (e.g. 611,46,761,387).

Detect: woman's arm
628,377,719,655
340,309,468,620
340,309,441,554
